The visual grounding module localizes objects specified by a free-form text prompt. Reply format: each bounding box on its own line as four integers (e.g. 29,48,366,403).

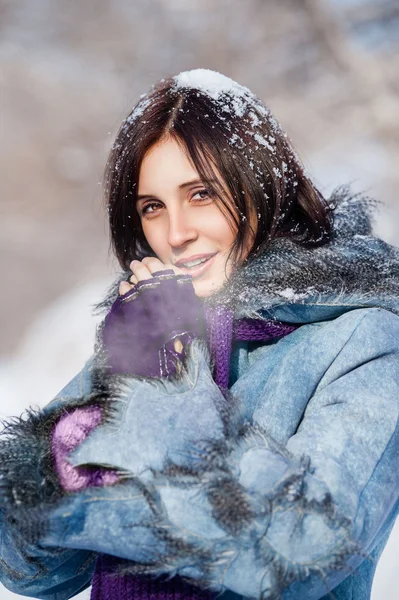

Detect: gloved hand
102,269,206,377
52,268,207,493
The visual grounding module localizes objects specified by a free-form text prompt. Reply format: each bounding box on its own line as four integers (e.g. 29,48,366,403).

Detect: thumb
173,338,183,353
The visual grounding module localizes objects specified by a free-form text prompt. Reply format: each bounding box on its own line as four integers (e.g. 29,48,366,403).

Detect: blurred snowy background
0,0,398,598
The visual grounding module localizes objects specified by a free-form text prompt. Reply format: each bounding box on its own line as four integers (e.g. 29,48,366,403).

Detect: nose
167,206,198,248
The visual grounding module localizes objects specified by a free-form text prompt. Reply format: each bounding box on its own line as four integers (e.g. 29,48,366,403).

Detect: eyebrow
137,178,217,202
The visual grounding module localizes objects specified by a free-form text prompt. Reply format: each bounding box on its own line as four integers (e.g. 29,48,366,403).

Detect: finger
174,338,183,353
129,258,186,284
126,274,138,286
119,281,133,295
131,259,173,281
160,261,186,276
142,257,184,277
129,259,154,282
141,256,167,272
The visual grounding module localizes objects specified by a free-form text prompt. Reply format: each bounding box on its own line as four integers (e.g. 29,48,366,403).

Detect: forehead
138,137,199,191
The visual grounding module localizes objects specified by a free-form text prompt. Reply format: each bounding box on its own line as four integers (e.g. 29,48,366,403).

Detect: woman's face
136,136,255,297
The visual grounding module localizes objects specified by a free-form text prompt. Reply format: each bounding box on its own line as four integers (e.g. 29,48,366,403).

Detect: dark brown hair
104,71,333,271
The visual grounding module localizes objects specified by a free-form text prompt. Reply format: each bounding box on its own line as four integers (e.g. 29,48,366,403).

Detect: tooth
182,257,208,268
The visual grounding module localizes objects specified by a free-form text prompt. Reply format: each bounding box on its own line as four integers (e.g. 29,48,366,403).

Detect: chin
192,277,227,298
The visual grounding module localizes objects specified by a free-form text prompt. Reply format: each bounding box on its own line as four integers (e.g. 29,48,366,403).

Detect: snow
173,68,283,140
253,132,275,153
118,69,307,201
277,287,312,301
174,68,252,101
122,95,152,129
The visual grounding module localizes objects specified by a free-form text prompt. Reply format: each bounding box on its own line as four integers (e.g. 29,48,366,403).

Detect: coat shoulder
322,306,399,347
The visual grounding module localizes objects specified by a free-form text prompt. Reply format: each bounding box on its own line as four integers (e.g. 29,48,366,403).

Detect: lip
176,253,217,278
175,252,217,267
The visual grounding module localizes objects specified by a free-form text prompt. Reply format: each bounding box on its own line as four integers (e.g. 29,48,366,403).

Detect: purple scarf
90,304,298,600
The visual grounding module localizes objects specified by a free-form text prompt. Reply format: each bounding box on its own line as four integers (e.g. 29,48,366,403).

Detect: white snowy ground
0,278,398,600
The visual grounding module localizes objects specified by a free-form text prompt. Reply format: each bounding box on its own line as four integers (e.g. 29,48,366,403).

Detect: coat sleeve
0,358,97,600
3,309,399,600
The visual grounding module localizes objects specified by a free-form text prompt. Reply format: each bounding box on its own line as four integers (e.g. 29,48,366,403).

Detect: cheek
141,222,168,256
214,218,237,248
202,206,236,243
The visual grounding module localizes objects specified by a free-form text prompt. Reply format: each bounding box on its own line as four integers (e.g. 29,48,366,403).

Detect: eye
139,188,214,218
191,188,213,201
140,202,162,217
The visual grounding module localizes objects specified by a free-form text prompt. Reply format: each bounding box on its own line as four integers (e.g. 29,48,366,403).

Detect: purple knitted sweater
88,303,297,600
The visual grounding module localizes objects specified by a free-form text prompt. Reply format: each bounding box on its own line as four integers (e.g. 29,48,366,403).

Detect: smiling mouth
177,253,217,277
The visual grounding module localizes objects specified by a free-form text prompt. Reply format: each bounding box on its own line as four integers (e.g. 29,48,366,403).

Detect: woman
1,69,398,600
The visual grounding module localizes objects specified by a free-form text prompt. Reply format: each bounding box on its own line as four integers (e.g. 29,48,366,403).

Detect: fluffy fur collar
96,187,399,323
